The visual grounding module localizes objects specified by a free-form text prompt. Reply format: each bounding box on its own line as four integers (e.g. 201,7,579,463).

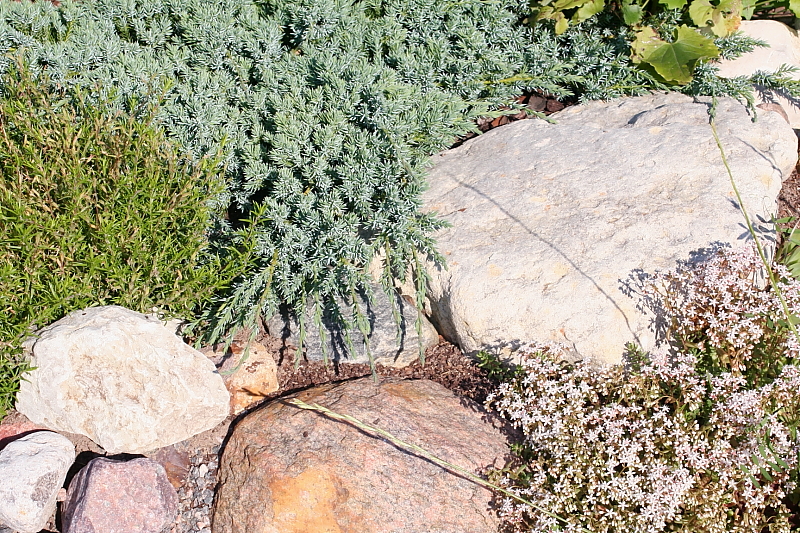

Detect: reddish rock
545,99,565,112
212,377,512,533
0,419,46,451
526,94,547,112
63,457,177,533
147,446,191,489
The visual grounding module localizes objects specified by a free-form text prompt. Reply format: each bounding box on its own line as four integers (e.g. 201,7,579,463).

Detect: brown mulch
778,151,800,221
252,333,499,407
452,91,572,148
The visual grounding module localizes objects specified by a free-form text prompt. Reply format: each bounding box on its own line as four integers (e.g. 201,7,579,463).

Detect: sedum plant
486,243,800,532
487,339,800,532
642,244,800,386
0,60,233,417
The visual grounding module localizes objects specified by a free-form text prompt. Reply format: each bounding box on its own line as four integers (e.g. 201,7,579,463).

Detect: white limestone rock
0,431,75,533
16,306,230,454
715,20,800,128
421,93,797,364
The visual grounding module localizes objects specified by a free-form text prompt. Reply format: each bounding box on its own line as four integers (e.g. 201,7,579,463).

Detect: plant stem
288,397,589,532
709,118,800,345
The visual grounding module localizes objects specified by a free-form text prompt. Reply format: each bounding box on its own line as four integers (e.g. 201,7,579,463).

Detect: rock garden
3,0,800,532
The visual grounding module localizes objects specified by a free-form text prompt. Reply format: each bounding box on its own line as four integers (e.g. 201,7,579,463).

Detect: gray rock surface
63,457,178,533
16,306,230,454
421,93,797,364
0,431,75,533
715,20,800,129
213,377,511,533
267,285,439,367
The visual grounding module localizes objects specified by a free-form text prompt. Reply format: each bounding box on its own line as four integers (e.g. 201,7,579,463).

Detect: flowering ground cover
486,243,800,532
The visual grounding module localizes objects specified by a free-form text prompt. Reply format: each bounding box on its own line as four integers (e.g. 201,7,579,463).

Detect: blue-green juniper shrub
0,0,793,370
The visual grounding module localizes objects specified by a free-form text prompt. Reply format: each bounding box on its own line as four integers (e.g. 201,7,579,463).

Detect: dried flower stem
288,397,586,531
709,117,800,344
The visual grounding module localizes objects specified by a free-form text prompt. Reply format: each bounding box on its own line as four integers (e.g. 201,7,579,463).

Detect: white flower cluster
488,342,800,533
643,245,800,370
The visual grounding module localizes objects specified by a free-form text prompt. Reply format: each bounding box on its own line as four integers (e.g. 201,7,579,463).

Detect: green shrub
0,0,792,365
0,60,233,418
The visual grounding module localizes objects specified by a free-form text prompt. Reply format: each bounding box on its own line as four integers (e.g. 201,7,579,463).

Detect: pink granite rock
0,420,47,451
63,457,177,533
213,377,513,533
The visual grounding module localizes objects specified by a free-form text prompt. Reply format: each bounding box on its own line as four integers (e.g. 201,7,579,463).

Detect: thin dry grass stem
288,398,589,532
709,117,800,344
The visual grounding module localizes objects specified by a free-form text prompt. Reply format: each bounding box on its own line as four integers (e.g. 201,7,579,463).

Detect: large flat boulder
715,20,800,129
212,377,511,533
15,306,230,454
421,93,797,363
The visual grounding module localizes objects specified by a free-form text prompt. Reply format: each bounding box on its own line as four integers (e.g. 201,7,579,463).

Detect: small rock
216,342,279,415
0,418,47,451
147,446,191,490
16,306,231,454
213,377,512,533
0,431,75,533
63,457,178,533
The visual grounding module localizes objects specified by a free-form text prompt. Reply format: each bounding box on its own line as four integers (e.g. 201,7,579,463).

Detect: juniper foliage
0,0,779,359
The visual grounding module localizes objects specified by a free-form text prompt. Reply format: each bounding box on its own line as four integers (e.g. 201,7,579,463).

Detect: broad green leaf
631,26,659,64
554,0,594,10
575,0,604,22
531,5,556,22
554,11,570,33
621,0,643,25
633,25,719,84
659,0,688,7
741,0,757,18
688,0,742,37
791,0,800,16
689,0,715,26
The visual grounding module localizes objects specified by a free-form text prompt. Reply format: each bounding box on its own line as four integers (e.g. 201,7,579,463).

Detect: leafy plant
631,24,718,83
523,0,798,86
0,59,234,417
